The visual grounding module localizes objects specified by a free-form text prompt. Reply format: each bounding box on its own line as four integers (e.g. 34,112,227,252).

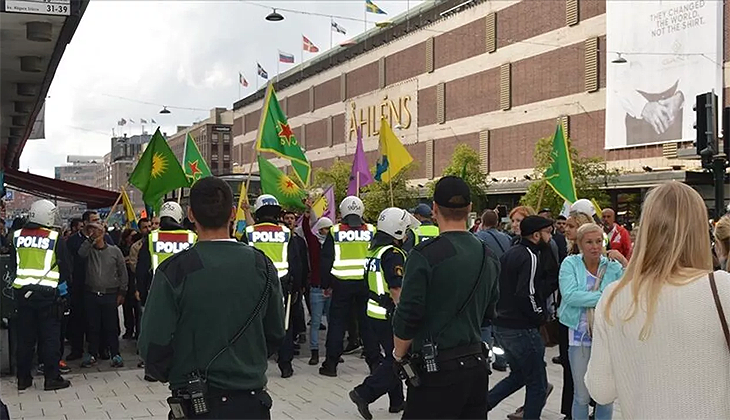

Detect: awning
3,168,119,209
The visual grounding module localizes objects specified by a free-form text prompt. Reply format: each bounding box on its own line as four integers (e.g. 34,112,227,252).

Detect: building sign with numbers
4,0,71,16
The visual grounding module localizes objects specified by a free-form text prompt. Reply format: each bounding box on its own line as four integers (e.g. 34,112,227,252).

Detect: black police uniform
351,233,406,414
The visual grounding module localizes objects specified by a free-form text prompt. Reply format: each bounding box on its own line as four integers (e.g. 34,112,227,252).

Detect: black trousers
68,291,86,355
170,389,272,419
558,323,574,416
278,292,296,367
123,292,141,337
16,301,61,381
354,317,403,406
403,355,489,419
324,278,379,367
84,292,120,357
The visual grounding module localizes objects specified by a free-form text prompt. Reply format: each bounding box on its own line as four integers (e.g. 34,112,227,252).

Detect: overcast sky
21,0,422,178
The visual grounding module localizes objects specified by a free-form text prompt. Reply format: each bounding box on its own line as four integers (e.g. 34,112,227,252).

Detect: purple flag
347,127,374,196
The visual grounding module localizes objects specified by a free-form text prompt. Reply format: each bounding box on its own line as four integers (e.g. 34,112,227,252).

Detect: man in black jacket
488,216,553,420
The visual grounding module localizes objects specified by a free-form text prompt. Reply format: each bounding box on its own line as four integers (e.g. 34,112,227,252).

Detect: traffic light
694,92,718,168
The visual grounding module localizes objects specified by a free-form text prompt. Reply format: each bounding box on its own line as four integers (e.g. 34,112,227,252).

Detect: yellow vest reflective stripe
366,245,405,320
416,225,439,244
245,223,289,278
149,229,197,273
331,223,375,280
13,228,60,289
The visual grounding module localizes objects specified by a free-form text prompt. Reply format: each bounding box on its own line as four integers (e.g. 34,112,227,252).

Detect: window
223,133,231,143
212,154,219,161
223,154,230,161
212,133,219,143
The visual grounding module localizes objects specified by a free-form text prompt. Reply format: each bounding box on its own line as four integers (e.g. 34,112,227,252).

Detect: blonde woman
559,223,626,420
586,182,730,419
714,214,730,271
564,212,594,255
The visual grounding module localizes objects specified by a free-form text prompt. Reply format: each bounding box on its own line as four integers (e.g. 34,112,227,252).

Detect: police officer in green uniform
403,204,439,252
13,199,71,391
349,207,415,420
139,177,285,420
392,176,500,419
320,196,380,377
243,194,306,379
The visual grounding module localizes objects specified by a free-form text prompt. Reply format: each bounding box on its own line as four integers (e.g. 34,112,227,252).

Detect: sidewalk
0,346,622,420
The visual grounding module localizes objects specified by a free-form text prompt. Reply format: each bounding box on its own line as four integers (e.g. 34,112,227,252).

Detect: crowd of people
5,177,730,420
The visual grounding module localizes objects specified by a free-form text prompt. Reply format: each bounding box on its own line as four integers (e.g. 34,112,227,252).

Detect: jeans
488,327,547,420
309,287,331,351
569,346,613,420
84,292,120,358
481,325,507,368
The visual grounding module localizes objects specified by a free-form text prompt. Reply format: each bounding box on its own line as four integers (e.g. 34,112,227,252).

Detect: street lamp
266,9,284,22
159,106,171,114
612,53,627,64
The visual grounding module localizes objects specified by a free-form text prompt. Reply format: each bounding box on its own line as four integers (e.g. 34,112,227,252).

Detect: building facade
167,108,234,176
55,155,104,185
226,0,729,213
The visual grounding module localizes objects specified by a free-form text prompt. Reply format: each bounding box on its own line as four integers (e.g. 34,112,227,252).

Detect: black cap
520,215,554,236
433,176,471,208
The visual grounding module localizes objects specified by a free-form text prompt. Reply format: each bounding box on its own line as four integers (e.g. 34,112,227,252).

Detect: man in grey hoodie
78,223,127,368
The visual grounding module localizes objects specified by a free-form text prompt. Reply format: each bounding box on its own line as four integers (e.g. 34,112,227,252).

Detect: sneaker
80,354,97,368
36,364,45,375
137,360,145,368
343,342,361,355
111,355,124,368
44,376,71,391
58,360,71,374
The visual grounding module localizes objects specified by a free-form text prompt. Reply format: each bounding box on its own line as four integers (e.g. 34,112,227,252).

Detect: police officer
403,203,439,252
136,201,197,305
349,207,414,419
139,177,285,419
244,194,306,378
320,196,380,377
392,176,500,419
13,199,71,391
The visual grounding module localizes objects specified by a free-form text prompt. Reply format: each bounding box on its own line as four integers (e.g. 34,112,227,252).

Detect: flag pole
105,188,126,224
537,180,547,210
356,173,360,198
330,19,333,50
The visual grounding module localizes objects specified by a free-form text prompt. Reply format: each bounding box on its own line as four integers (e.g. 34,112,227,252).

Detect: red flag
239,72,248,87
302,35,320,53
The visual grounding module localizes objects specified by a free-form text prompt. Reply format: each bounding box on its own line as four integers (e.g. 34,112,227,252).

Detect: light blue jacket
557,254,624,330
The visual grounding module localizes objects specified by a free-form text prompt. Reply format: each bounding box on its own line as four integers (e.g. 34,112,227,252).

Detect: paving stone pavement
0,345,624,420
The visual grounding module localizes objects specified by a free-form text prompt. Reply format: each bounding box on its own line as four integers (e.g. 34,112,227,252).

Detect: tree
427,144,490,211
312,159,351,206
521,136,619,215
361,167,418,221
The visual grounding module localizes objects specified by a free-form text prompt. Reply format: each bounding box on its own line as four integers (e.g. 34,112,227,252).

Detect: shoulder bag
709,271,730,352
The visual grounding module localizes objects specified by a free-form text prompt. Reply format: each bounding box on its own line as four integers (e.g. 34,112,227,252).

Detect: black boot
349,390,372,420
17,377,32,391
308,350,319,366
319,358,338,377
279,363,294,379
44,376,71,391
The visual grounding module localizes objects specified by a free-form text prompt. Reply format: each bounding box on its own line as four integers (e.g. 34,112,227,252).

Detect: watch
392,349,403,362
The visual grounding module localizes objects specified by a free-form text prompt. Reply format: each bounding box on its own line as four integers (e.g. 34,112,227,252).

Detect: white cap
570,199,596,217
339,196,364,218
254,194,281,213
28,199,58,227
313,217,334,231
377,207,413,240
160,201,184,224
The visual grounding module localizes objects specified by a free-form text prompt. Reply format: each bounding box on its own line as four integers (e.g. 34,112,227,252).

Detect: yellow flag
591,198,603,216
121,189,137,227
234,182,248,241
374,117,413,183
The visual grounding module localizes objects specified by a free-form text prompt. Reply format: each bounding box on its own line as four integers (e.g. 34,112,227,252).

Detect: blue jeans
488,327,547,420
309,287,331,351
569,346,613,420
481,325,507,368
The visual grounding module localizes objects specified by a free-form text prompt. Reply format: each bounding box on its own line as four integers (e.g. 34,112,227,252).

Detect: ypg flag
544,122,577,203
256,84,311,185
128,128,188,212
183,132,212,185
257,156,306,210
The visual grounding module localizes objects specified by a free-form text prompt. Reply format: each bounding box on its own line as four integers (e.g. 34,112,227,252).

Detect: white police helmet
339,196,364,218
570,199,596,217
377,207,415,241
254,194,281,213
160,201,184,224
28,199,58,227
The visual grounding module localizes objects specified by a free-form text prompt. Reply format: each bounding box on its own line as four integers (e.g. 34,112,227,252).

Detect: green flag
183,132,212,186
257,156,306,210
128,128,189,212
256,84,311,186
544,122,577,203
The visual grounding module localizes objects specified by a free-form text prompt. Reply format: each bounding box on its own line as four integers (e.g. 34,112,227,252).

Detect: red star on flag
277,121,295,146
286,179,294,189
188,160,202,177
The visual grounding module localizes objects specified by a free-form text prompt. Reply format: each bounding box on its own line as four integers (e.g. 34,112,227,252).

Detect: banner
605,0,723,149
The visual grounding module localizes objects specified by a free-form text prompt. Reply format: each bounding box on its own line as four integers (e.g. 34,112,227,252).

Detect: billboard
605,0,723,149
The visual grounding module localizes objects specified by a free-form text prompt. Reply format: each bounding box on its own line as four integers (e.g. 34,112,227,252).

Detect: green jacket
138,241,285,391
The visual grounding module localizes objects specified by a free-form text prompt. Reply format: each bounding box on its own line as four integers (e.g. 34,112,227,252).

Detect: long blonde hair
567,211,594,255
714,214,730,267
603,181,713,339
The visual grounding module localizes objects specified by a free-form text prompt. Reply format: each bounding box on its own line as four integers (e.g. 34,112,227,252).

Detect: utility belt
368,291,395,317
169,381,266,419
396,342,488,388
